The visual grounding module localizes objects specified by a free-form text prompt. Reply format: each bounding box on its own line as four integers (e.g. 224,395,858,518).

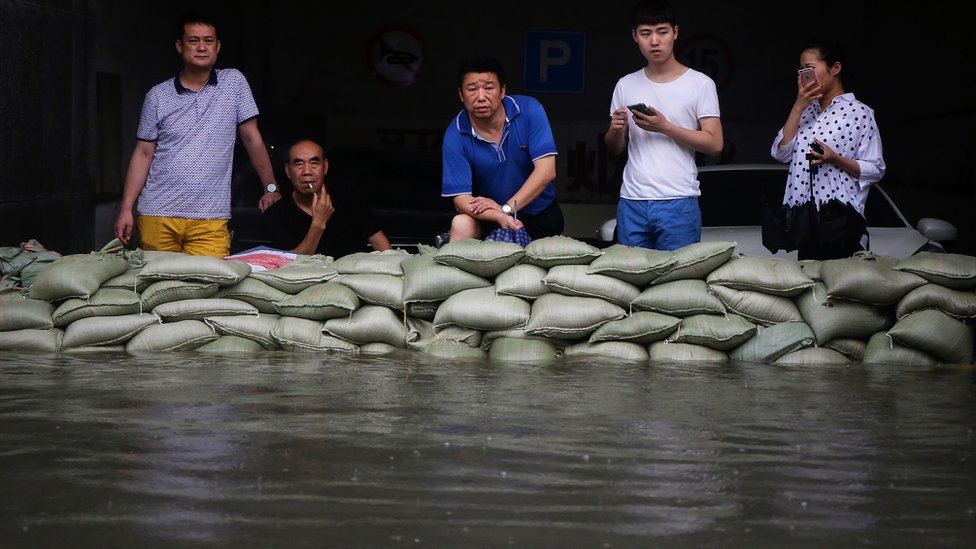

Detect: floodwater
1,352,974,547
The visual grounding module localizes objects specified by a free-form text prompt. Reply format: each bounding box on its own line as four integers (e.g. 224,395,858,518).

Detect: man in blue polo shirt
112,13,281,257
442,57,564,242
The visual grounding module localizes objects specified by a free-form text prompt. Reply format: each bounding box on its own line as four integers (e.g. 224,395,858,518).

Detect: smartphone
798,67,817,87
627,103,656,116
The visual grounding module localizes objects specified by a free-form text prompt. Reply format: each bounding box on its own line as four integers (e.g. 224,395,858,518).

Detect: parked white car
598,164,957,259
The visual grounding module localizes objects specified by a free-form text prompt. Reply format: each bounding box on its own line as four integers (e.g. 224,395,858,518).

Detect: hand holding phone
627,103,656,117
798,67,817,87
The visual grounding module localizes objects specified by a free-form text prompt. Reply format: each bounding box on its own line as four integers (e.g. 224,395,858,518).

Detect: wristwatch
264,183,278,193
501,203,514,216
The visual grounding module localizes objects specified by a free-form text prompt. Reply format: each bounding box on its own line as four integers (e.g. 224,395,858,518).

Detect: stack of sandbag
0,239,62,290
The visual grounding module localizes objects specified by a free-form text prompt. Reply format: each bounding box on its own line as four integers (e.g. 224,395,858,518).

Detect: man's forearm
120,143,155,210
508,156,556,211
662,124,722,156
243,138,276,186
605,126,627,156
292,224,325,255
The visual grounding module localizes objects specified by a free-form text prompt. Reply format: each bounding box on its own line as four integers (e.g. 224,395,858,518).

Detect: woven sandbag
136,255,251,287
274,283,360,320
525,294,626,339
433,239,526,278
333,249,410,277
0,239,61,290
29,252,129,301
895,284,976,320
820,253,926,305
651,241,736,284
893,251,976,290
359,342,399,355
401,252,491,304
479,327,577,351
887,309,974,365
543,265,639,307
153,299,258,322
0,328,63,352
433,286,530,332
0,291,54,331
331,274,404,311
798,260,822,282
523,236,602,268
796,282,891,345
421,339,488,360
586,244,675,286
823,338,867,361
62,313,160,349
669,314,757,351
249,256,338,293
62,345,126,354
203,315,280,350
707,285,803,326
271,317,359,354
323,305,406,347
488,337,561,363
706,256,814,297
648,342,728,363
432,325,482,348
126,320,219,352
495,264,550,300
774,347,850,365
631,279,725,317
216,278,289,314
101,266,143,291
564,341,649,362
405,300,440,321
53,289,141,328
729,321,815,363
588,311,680,345
196,335,264,353
863,332,938,366
140,280,219,312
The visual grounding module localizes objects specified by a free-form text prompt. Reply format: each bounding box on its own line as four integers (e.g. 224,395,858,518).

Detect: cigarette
307,183,313,190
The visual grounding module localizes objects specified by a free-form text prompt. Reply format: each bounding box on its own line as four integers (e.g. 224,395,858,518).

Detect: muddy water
1,352,974,546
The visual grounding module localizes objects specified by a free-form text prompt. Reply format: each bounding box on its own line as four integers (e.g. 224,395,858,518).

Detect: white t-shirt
610,67,721,200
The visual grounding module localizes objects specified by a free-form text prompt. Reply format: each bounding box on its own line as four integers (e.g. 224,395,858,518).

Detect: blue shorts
616,197,701,251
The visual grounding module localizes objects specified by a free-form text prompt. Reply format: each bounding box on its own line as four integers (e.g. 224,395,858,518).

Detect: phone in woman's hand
798,67,817,87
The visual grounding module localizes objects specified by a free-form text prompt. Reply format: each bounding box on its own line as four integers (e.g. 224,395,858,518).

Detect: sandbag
29,252,129,301
796,282,891,345
405,300,440,321
729,322,815,363
648,342,728,363
524,294,626,338
274,283,360,320
585,244,675,286
196,335,264,353
434,239,525,278
495,264,550,300
62,313,160,349
203,315,280,350
542,265,639,307
126,320,218,352
564,341,649,362
323,305,406,347
401,252,491,304
706,256,814,297
862,332,938,366
887,309,974,364
62,345,127,354
774,347,850,365
216,278,289,314
893,251,976,290
798,260,822,282
52,289,141,328
488,337,561,363
140,280,219,312
895,284,976,320
523,236,602,268
360,342,400,355
669,314,757,351
432,325,483,348
433,286,530,332
0,239,61,289
331,274,404,311
588,311,680,345
249,256,338,293
101,266,143,291
652,241,736,284
707,285,803,326
631,280,725,317
480,327,577,351
136,255,251,286
271,317,359,353
0,328,62,352
153,299,258,322
421,339,488,360
823,338,867,361
333,249,410,277
820,254,927,305
0,291,54,331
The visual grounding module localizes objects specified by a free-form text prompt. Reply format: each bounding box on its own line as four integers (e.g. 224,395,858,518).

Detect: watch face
265,184,278,193
502,204,512,215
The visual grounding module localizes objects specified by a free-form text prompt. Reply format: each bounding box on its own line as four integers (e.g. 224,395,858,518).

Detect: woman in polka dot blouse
771,42,886,260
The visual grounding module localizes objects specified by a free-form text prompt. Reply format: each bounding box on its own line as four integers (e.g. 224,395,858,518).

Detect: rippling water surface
1,352,974,546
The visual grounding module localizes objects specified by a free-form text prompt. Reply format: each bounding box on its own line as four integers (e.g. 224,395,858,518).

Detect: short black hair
287,139,328,161
802,40,848,83
177,13,218,40
632,1,676,29
456,57,507,89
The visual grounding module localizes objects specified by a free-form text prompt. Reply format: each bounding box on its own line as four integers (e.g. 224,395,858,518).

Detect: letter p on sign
539,40,570,82
524,31,586,93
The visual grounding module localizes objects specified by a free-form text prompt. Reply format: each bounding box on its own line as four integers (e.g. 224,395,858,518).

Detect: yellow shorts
137,216,230,257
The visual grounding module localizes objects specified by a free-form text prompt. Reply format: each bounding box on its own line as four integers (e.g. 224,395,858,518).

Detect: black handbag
762,165,817,253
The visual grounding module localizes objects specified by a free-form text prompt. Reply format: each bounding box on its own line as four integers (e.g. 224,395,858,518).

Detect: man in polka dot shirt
113,14,281,257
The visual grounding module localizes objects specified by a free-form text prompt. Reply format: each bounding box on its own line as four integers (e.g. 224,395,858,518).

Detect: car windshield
698,169,903,228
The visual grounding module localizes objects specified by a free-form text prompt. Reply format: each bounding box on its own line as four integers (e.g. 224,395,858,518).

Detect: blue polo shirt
442,95,558,215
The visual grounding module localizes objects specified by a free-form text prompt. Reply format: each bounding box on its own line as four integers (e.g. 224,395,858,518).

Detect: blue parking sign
524,31,586,93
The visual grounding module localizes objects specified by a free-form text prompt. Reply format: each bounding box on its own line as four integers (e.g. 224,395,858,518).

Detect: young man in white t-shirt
605,1,723,251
